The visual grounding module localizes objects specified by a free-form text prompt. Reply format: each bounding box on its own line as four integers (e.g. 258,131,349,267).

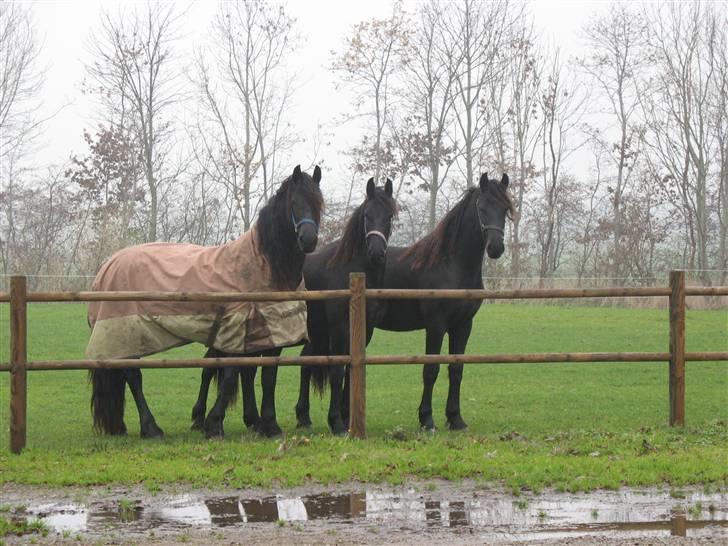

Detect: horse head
476,172,515,260
289,165,323,253
363,177,396,267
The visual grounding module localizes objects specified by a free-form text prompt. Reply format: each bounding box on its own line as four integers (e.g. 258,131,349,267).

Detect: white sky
28,0,610,194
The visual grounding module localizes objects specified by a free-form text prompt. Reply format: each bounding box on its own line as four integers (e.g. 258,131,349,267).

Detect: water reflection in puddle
26,488,728,540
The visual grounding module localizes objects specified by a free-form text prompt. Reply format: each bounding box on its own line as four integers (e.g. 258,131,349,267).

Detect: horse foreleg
191,367,216,431
203,366,238,439
295,363,313,429
257,365,282,437
445,320,472,430
419,327,446,430
241,366,259,430
123,368,164,439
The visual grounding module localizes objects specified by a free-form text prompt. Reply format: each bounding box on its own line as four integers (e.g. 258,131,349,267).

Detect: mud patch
2,483,726,544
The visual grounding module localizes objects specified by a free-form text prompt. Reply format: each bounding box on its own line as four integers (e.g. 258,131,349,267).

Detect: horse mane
256,172,324,289
402,183,515,271
328,188,397,267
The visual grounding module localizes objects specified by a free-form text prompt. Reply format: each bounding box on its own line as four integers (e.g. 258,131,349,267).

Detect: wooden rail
2,271,727,452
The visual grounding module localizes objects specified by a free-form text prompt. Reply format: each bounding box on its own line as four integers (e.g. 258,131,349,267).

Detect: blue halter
291,210,318,234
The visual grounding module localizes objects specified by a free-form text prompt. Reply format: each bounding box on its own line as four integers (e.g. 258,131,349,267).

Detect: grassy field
0,302,726,493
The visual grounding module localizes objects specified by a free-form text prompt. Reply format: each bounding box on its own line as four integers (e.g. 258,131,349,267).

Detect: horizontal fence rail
366,286,728,299
362,352,728,365
3,271,727,452
0,289,351,303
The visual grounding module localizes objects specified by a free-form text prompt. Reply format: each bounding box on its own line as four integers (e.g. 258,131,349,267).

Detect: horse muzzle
485,240,504,259
297,227,318,254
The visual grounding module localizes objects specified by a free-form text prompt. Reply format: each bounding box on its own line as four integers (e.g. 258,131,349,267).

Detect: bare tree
0,2,43,162
488,22,542,280
397,0,459,230
86,2,181,242
574,140,610,284
640,2,719,280
192,0,297,232
0,2,43,275
709,14,728,282
580,3,647,279
535,49,587,281
1,166,78,286
444,0,512,187
332,3,408,184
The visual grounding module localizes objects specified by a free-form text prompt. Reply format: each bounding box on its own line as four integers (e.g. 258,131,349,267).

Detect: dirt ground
1,481,726,545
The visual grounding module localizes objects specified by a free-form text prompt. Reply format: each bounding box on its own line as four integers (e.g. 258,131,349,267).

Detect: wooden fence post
349,272,366,438
10,276,28,453
669,270,685,427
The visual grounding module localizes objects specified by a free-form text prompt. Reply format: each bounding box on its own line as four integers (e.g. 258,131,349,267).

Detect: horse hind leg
123,368,164,439
191,367,216,431
203,366,239,439
241,365,259,430
445,321,473,431
257,363,282,438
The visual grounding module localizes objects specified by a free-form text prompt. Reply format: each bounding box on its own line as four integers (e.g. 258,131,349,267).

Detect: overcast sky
28,0,609,195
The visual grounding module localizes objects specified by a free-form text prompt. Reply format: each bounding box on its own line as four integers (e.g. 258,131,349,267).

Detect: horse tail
89,369,127,435
212,367,240,409
300,339,329,397
310,366,330,396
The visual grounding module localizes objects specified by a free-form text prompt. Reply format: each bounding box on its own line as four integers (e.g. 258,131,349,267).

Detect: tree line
1,1,726,290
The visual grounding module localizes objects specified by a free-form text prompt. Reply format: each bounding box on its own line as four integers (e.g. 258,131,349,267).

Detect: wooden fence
2,270,727,454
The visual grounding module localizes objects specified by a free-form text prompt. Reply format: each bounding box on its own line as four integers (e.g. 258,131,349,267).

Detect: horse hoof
296,421,312,430
419,415,436,431
243,417,260,431
141,423,164,439
191,418,204,431
203,419,224,439
108,425,128,436
330,423,347,436
447,416,468,431
257,421,283,438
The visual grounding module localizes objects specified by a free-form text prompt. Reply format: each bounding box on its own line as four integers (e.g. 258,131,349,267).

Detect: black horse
189,165,323,438
296,177,396,435
192,177,396,437
295,173,514,431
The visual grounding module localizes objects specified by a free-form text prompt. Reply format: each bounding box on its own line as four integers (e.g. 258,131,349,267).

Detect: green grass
0,302,726,492
0,514,48,538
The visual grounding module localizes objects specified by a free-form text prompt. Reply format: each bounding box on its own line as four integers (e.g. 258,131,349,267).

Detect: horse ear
313,165,322,185
366,177,376,199
385,178,393,196
501,173,509,187
293,165,302,181
479,172,489,192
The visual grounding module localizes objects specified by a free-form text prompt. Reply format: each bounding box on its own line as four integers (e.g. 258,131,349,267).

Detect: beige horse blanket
86,227,307,359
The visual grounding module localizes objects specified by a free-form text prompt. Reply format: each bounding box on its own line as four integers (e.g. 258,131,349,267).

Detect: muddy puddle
6,485,726,543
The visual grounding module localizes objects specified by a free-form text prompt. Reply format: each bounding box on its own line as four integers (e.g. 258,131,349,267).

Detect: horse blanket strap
86,226,308,359
205,307,226,348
